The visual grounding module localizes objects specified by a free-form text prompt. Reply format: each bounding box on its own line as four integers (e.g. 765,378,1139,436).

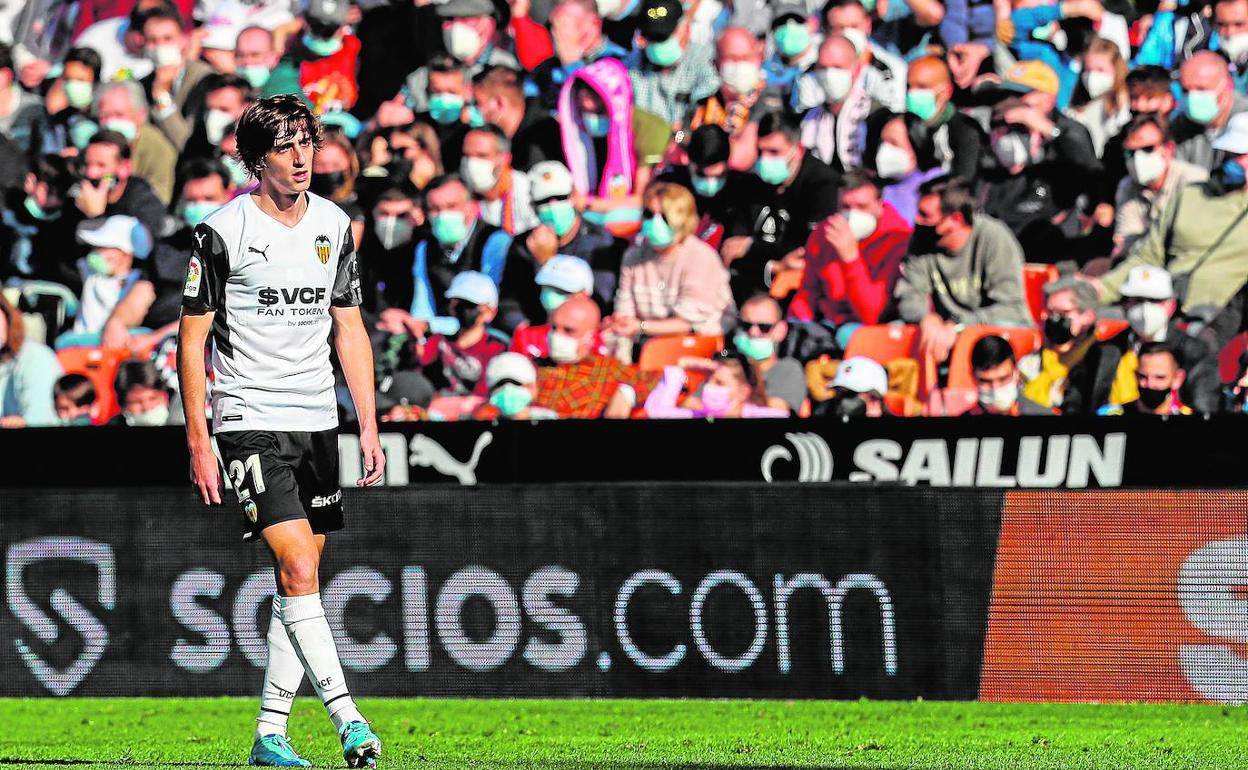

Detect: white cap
201,15,240,50
529,161,574,202
445,270,498,307
76,215,153,258
1213,112,1248,154
832,356,888,397
1119,266,1174,301
485,352,537,389
536,255,594,294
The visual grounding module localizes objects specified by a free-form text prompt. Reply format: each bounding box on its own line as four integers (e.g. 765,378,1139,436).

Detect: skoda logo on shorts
244,500,258,523
314,234,332,264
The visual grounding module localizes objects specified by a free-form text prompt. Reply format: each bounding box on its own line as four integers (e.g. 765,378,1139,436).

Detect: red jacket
789,201,911,326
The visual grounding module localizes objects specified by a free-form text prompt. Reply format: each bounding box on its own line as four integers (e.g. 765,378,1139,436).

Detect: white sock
255,597,305,740
278,593,366,733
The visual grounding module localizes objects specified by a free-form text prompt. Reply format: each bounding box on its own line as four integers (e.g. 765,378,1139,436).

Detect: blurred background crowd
3,0,1248,426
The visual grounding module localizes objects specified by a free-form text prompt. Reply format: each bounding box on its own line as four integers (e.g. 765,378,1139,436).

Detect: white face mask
844,209,878,241
1127,148,1166,187
596,0,623,17
817,67,853,103
460,156,499,194
875,141,914,179
203,108,235,146
548,330,583,364
146,43,183,68
1083,70,1115,100
841,27,869,57
1223,32,1248,62
124,403,169,427
1126,301,1169,341
445,23,483,62
993,132,1032,168
719,61,761,95
978,381,1018,413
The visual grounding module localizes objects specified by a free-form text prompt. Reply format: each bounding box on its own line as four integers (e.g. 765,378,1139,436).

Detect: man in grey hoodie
894,175,1033,362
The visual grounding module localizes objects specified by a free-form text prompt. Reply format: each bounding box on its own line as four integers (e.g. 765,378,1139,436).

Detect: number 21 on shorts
228,453,266,500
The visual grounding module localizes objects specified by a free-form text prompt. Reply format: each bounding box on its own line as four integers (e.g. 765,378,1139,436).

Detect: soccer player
177,94,385,769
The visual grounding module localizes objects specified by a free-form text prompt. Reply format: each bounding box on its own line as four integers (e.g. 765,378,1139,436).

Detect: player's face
264,127,314,195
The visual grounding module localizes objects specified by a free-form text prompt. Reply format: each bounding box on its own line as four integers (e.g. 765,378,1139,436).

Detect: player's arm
178,223,229,505
330,227,385,487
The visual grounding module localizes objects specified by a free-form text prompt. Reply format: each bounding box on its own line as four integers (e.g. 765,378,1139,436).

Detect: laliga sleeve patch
184,254,202,297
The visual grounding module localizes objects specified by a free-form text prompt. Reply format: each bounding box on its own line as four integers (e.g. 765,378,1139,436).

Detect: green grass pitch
0,698,1243,769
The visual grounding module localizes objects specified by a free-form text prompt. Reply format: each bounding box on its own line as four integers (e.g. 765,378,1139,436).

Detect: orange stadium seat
638,335,723,371
842,324,919,364
1095,318,1129,341
946,326,1041,390
56,347,130,424
1023,264,1058,325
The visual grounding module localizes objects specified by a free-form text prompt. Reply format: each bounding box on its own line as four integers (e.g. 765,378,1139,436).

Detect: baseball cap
831,356,888,397
639,0,682,41
485,352,537,390
376,370,435,411
1119,266,1174,301
305,0,348,26
770,0,808,25
76,215,153,258
1212,112,1248,154
437,0,496,19
201,15,240,50
1001,60,1060,97
529,161,574,202
445,270,499,307
536,256,594,294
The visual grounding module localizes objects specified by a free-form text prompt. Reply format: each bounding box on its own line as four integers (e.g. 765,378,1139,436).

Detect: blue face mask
466,105,486,128
582,112,610,138
489,384,533,416
303,33,343,58
641,213,675,248
180,200,219,228
428,92,465,125
540,286,570,312
690,174,725,198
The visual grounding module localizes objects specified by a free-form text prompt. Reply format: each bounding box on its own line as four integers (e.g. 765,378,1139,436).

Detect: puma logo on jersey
248,244,270,260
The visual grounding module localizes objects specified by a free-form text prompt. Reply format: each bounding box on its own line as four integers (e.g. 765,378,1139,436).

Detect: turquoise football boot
340,721,382,768
248,734,312,767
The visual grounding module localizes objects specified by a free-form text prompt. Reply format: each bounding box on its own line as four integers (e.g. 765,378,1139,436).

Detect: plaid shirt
621,44,720,127
535,355,661,418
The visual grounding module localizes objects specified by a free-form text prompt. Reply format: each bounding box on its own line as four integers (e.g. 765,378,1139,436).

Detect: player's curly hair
233,94,324,178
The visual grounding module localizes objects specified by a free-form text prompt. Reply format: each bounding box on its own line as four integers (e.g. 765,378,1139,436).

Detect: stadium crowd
3,0,1248,426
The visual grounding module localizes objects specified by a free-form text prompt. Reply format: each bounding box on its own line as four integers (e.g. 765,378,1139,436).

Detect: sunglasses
1124,144,1163,158
741,321,776,333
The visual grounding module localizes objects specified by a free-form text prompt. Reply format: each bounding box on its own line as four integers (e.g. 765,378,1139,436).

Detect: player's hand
358,429,386,487
189,441,222,505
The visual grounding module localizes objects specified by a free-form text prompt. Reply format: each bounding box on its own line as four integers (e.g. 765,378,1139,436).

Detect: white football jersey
181,192,361,433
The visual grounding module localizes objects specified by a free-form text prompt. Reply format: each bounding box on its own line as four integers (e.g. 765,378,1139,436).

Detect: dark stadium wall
0,485,1003,698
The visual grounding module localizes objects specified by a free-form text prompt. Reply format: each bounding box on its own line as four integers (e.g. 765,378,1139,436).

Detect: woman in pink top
606,181,737,340
645,356,789,419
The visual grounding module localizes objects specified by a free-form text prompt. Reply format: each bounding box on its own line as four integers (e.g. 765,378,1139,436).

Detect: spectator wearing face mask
69,215,153,341
404,0,518,115
722,110,840,303
504,255,602,352
69,130,170,252
799,35,877,173
817,0,907,114
730,294,805,413
92,80,178,206
0,293,61,428
267,0,364,114
100,159,234,354
980,62,1104,265
460,125,539,236
139,4,212,151
1098,66,1178,210
535,294,660,418
179,74,252,169
1093,114,1248,338
966,334,1055,415
233,26,286,97
896,176,1032,364
403,271,506,398
607,182,736,345
1067,38,1130,158
472,352,560,420
811,355,888,418
867,117,946,225
1173,51,1248,173
475,65,565,173
530,0,630,112
500,162,621,331
73,0,163,83
1017,277,1103,412
1098,341,1193,415
1004,0,1119,110
1100,266,1219,414
1113,114,1207,262
38,47,102,156
311,131,367,248
622,0,720,127
411,55,473,171
4,155,81,291
790,172,911,342
684,27,786,173
876,56,982,184
53,373,99,426
763,2,820,97
645,353,789,418
656,125,766,249
361,188,422,315
1214,0,1248,90
109,358,183,426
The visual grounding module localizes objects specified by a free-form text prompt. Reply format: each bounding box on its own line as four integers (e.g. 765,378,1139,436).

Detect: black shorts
215,429,345,542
